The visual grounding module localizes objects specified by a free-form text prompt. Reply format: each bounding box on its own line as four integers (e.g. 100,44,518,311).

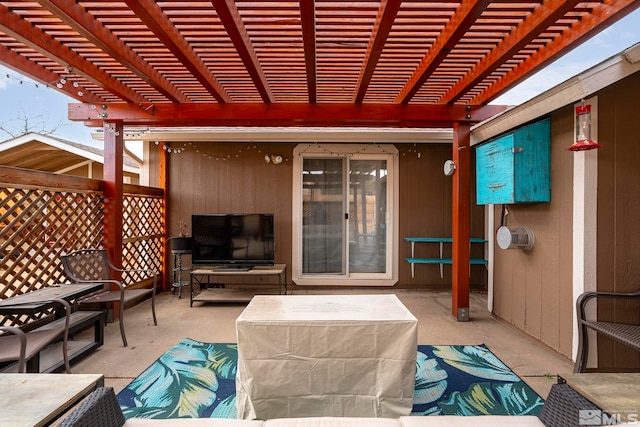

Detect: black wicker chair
61,248,158,347
538,381,601,427
59,387,125,427
574,289,640,373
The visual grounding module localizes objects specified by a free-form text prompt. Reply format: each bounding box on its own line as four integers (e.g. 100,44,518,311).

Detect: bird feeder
568,104,601,151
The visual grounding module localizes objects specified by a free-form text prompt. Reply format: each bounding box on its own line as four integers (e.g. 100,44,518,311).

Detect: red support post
103,121,124,318
452,122,471,321
159,142,169,293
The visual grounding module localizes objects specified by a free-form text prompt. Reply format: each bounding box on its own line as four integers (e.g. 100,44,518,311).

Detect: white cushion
124,419,264,426
265,417,401,427
399,415,545,426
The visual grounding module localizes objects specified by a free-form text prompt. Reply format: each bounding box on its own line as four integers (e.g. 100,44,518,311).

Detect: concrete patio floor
71,287,574,401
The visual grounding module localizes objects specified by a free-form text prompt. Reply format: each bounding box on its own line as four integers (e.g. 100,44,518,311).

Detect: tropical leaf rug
117,338,543,420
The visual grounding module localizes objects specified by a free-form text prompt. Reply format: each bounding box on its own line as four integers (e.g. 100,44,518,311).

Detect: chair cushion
124,419,264,426
265,417,401,427
399,416,545,426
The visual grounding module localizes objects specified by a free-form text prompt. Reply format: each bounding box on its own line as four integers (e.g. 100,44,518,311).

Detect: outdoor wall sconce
264,154,283,164
443,159,456,176
568,104,601,151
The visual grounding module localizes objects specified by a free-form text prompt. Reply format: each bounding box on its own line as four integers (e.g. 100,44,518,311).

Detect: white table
0,373,104,426
236,294,418,420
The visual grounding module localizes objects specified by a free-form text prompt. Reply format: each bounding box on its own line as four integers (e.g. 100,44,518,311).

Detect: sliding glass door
348,159,387,274
293,144,398,286
302,158,344,274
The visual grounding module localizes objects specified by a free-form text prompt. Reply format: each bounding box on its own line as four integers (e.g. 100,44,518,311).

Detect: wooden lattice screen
122,190,164,285
0,166,164,327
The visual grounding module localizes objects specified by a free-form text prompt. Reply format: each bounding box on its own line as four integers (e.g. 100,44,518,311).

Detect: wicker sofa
124,417,545,426
59,387,551,427
61,386,640,427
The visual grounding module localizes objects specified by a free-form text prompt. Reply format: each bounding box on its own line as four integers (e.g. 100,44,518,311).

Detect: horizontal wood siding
490,109,574,358
165,143,293,286
158,142,486,290
399,144,486,288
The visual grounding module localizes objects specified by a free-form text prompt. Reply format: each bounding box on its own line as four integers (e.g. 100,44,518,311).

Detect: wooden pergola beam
299,0,318,103
0,44,103,104
396,0,491,104
439,0,582,104
0,3,146,104
69,102,508,128
34,0,188,103
123,0,231,103
211,0,274,103
353,0,402,103
471,0,639,104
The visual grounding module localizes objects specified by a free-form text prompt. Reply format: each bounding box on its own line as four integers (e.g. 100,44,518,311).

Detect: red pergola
1,0,637,320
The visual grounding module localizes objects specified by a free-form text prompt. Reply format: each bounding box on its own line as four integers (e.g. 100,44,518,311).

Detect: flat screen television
191,213,275,267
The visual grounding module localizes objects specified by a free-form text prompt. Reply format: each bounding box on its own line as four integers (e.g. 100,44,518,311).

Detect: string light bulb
264,154,283,164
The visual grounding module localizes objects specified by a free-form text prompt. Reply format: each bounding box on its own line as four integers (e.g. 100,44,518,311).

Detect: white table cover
236,294,418,420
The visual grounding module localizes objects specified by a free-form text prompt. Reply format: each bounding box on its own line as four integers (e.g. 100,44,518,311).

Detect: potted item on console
170,220,192,254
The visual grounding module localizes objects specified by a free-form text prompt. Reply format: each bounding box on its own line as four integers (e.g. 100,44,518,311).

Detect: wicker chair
538,381,601,427
574,289,640,373
61,248,158,347
0,298,71,373
59,387,125,427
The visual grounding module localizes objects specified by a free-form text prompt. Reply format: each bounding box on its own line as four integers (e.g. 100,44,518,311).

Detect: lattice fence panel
2,173,165,328
122,193,164,285
0,188,104,325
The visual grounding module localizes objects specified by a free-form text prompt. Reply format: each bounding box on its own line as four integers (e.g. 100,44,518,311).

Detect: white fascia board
0,132,104,163
0,132,43,151
99,127,454,144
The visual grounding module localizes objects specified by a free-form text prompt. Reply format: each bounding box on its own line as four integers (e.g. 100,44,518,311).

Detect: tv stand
215,265,252,272
189,264,287,306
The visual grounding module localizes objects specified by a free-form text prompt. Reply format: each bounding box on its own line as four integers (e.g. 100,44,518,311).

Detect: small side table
0,373,104,426
540,373,640,426
172,250,191,299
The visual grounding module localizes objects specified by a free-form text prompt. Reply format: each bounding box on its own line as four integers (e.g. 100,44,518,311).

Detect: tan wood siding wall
490,71,640,364
490,109,575,358
165,143,294,286
399,144,486,288
596,72,640,370
152,142,486,290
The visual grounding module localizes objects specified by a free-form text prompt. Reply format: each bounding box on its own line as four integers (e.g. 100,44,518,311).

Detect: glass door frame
291,143,399,287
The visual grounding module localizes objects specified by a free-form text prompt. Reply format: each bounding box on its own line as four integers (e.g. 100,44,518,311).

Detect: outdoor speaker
496,226,535,250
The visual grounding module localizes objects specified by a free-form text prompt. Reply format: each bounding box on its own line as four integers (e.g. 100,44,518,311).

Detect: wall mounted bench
404,237,488,279
0,284,105,373
32,310,105,372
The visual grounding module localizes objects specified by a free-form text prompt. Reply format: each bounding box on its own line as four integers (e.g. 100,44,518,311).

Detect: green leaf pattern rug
117,338,544,419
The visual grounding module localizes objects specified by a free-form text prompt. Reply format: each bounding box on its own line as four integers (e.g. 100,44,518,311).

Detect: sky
0,7,639,150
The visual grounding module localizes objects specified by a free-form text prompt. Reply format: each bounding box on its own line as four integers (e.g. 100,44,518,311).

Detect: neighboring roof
471,42,640,145
0,132,141,175
1,1,638,129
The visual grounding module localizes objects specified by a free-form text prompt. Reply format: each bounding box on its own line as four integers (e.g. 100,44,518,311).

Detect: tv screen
191,214,275,267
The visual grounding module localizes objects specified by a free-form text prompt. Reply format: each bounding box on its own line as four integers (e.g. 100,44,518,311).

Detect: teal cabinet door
476,118,550,205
